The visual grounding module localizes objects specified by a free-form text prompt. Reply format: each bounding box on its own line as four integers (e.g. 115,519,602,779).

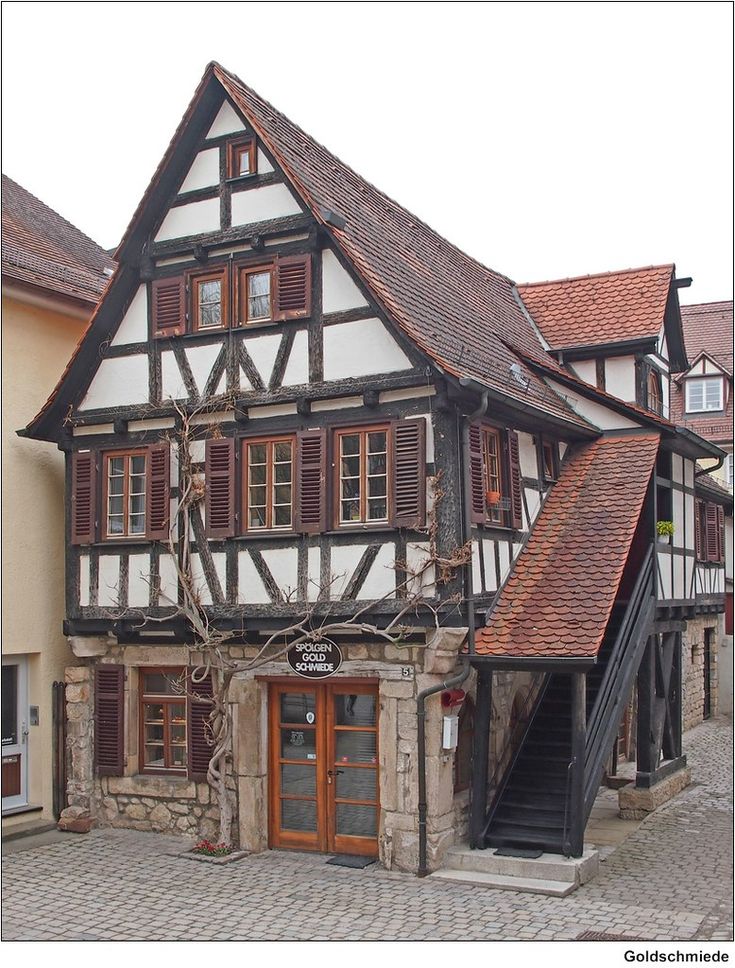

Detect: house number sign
287,642,343,679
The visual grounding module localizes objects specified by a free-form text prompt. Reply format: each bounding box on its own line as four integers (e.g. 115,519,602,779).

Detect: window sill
225,173,258,185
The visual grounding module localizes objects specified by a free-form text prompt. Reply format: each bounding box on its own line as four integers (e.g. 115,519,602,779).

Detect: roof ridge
518,263,674,289
681,300,733,311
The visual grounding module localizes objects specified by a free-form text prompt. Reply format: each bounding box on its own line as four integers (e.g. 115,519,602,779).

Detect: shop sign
287,641,343,679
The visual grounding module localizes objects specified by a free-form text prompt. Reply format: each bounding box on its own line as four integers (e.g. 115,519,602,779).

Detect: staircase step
492,808,566,828
427,868,577,897
443,845,599,884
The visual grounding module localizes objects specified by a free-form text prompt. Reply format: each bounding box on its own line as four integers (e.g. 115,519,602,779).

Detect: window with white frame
685,377,724,413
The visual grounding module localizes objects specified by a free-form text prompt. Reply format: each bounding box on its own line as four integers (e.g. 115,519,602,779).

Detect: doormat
326,854,375,869
576,931,647,942
494,847,543,859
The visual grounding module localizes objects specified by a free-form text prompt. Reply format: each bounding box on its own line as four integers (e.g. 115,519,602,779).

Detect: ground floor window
140,668,187,773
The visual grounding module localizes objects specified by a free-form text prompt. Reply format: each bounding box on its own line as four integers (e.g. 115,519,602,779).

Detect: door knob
327,769,344,777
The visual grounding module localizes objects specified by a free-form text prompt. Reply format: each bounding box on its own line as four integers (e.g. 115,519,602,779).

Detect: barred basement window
243,436,294,531
336,426,389,526
140,668,187,774
104,450,147,538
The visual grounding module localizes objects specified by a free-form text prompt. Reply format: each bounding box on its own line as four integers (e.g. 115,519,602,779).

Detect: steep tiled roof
474,432,660,659
211,65,589,430
517,264,674,350
2,175,114,304
670,301,733,443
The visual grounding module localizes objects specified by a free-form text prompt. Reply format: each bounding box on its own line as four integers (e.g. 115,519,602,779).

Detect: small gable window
540,438,559,483
105,450,147,538
686,377,723,413
227,137,257,179
191,269,227,331
647,368,663,416
468,423,523,529
242,267,273,324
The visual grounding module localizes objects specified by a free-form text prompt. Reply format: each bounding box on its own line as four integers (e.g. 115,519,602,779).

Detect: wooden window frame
139,667,188,776
334,425,391,529
226,137,257,180
241,434,296,533
102,448,148,541
541,439,559,483
647,368,663,416
481,426,506,526
234,261,276,328
189,266,229,333
685,376,724,414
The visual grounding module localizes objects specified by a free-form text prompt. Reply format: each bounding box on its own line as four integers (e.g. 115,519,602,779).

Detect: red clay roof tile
474,432,660,659
517,265,674,351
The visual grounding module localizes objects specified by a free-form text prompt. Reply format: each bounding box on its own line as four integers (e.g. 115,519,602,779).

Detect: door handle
326,769,344,784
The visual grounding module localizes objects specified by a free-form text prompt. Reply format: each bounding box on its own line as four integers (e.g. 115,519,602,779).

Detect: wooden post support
569,671,586,858
636,634,657,782
469,667,493,848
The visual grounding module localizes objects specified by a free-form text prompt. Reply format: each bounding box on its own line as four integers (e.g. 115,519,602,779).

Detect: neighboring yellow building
2,175,114,830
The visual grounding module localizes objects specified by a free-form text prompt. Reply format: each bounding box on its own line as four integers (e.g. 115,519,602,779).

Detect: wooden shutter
468,423,485,525
274,254,311,320
506,430,524,530
695,499,704,560
146,443,170,540
705,502,719,562
717,505,725,562
187,671,213,780
94,665,124,777
71,451,97,545
205,438,236,538
296,429,327,533
152,276,186,338
391,419,426,529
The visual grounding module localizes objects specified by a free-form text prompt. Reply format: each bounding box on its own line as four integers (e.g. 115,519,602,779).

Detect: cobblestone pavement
2,718,731,942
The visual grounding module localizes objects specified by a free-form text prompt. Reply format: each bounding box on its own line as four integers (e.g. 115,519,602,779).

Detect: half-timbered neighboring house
19,63,730,883
2,175,114,830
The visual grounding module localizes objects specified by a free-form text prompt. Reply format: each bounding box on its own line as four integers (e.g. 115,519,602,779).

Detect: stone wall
682,614,723,730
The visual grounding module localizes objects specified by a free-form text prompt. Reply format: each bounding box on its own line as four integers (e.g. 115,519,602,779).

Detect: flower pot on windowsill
486,490,502,506
657,534,671,545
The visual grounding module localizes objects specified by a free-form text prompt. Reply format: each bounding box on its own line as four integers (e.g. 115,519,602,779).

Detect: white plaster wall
207,100,245,138
406,542,436,598
482,539,497,593
238,551,270,604
98,555,121,608
658,328,669,361
179,148,220,193
684,493,695,552
672,453,684,485
161,350,187,401
672,489,684,548
261,548,299,601
242,333,282,387
471,540,482,593
360,543,396,600
79,555,90,607
673,553,685,600
155,198,220,242
322,249,368,314
257,149,274,174
81,355,149,410
498,542,511,585
186,343,223,396
525,487,541,526
111,286,148,346
190,554,211,606
158,554,179,607
330,545,366,600
281,330,309,386
570,359,597,387
518,432,537,479
604,356,637,402
546,379,640,430
128,554,151,607
323,318,412,381
307,547,320,602
658,554,673,599
230,184,302,226
685,556,695,599
684,459,695,489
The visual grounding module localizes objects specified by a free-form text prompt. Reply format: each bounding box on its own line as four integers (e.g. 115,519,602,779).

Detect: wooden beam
469,668,492,848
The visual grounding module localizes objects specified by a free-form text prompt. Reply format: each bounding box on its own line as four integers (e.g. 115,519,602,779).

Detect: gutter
417,658,470,877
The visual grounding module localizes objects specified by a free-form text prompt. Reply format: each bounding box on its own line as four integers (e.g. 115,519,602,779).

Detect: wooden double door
268,680,379,856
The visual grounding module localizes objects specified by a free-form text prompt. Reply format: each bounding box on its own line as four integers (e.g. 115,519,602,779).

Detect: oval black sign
287,641,343,679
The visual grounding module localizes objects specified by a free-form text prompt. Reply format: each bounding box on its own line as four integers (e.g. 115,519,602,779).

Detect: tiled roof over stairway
474,432,660,659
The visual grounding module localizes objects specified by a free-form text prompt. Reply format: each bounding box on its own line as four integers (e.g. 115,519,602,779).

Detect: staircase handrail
480,674,550,843
584,545,655,811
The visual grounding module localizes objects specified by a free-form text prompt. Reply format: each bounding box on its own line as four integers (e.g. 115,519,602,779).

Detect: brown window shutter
205,438,236,538
187,671,213,779
152,276,186,338
390,419,426,529
468,423,485,525
506,430,524,530
717,505,725,562
274,254,312,320
694,499,703,560
296,429,327,533
94,665,124,776
71,451,97,545
146,443,171,540
705,502,719,562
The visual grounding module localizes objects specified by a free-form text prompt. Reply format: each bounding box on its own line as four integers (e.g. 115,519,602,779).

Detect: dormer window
647,369,663,416
686,377,723,413
227,137,256,179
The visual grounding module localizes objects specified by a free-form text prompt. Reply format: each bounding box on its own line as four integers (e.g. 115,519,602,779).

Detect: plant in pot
656,520,674,544
486,489,502,506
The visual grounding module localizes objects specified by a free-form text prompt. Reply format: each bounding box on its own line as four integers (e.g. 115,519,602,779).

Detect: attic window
686,377,723,413
227,137,257,179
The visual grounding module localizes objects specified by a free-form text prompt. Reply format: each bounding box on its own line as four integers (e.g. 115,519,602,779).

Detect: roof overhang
2,275,97,320
552,336,658,361
665,426,728,462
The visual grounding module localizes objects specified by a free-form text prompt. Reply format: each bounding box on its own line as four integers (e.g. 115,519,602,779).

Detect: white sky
2,1,733,303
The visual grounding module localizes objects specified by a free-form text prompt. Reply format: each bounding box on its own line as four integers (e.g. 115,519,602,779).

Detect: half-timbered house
20,62,730,884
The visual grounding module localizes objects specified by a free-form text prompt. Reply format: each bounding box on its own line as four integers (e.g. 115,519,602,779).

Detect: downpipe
417,658,470,877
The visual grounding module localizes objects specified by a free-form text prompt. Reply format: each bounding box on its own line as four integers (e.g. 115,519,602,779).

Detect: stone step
427,868,577,897
442,844,599,885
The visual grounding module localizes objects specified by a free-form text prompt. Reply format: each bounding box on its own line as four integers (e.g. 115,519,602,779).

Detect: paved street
2,717,731,942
